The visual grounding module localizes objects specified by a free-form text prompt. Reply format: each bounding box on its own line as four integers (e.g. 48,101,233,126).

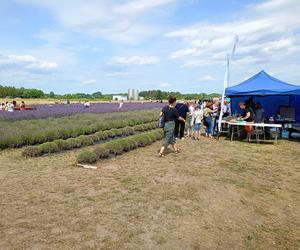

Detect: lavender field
0,102,164,121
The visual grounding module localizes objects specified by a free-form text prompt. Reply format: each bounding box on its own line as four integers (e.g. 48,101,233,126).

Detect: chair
251,126,265,143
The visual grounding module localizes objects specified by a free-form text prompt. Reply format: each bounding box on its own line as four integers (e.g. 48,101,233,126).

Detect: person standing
211,99,220,136
255,102,265,123
174,101,189,140
203,100,216,138
6,102,14,112
187,102,195,137
239,102,254,142
222,98,231,117
118,100,124,110
194,105,203,140
20,101,26,111
159,96,185,157
0,103,5,111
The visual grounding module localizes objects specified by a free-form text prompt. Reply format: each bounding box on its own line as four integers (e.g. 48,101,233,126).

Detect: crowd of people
0,100,26,112
158,95,265,156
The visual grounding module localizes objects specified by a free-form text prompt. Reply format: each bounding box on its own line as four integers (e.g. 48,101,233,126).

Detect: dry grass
0,137,299,249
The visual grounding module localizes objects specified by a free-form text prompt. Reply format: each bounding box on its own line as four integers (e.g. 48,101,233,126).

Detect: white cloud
170,48,201,59
166,0,300,72
81,79,97,85
114,0,175,15
105,72,130,77
0,54,58,71
36,29,63,44
160,82,172,87
19,0,178,44
199,75,214,81
110,56,160,66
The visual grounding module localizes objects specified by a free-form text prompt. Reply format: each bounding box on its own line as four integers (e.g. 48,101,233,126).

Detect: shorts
194,123,201,131
245,125,252,132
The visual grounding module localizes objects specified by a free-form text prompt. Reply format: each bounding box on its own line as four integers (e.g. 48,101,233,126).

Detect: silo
128,89,134,100
133,89,139,100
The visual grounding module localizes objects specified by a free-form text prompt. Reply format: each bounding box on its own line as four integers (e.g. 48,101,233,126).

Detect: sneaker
181,137,185,140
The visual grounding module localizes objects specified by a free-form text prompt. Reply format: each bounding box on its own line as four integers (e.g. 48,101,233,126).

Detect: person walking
159,96,186,157
174,101,189,140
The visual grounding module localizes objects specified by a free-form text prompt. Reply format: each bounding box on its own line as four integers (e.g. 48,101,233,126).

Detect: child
194,105,203,140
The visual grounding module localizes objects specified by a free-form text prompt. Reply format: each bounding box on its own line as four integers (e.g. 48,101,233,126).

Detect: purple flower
0,102,165,121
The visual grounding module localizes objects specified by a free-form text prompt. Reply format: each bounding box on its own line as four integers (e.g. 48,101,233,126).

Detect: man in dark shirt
174,101,189,139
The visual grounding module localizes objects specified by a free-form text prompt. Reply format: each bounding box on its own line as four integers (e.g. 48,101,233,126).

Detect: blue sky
0,0,299,94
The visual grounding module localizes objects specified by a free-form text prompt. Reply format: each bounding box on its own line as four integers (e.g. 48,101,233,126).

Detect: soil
0,137,299,249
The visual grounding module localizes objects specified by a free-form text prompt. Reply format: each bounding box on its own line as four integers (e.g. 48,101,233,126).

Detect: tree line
0,85,219,100
139,90,220,100
0,85,105,99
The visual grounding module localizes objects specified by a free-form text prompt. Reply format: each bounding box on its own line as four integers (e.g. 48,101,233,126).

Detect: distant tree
22,89,44,98
49,91,55,98
92,92,103,99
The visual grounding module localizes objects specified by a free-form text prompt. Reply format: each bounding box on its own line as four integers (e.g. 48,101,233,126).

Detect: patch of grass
217,177,266,194
244,224,299,249
152,234,168,245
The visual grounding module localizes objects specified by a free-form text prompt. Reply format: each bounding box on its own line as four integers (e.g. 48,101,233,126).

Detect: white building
112,95,127,101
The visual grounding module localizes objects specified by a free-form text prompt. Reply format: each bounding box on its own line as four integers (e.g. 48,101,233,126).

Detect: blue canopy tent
225,70,300,123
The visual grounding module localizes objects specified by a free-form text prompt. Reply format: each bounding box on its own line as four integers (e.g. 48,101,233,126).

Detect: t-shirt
162,106,180,122
211,104,219,117
189,106,195,118
242,107,254,122
204,107,214,117
194,110,203,124
222,104,230,114
175,103,189,119
6,103,14,112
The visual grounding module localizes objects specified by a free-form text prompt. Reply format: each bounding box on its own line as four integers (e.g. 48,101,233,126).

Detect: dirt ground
0,137,299,249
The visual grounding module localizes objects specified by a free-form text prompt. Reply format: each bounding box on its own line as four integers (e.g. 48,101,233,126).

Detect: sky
0,0,299,94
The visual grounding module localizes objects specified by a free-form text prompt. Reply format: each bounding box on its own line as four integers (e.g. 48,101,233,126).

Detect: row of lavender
0,102,164,121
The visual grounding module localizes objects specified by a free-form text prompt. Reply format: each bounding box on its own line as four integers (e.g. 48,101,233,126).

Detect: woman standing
159,96,186,157
187,102,195,138
239,102,254,142
203,100,216,138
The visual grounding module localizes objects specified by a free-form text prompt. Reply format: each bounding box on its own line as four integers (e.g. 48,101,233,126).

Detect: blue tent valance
225,70,300,96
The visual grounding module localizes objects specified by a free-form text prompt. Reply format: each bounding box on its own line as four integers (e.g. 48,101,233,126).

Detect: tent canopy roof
225,70,300,96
